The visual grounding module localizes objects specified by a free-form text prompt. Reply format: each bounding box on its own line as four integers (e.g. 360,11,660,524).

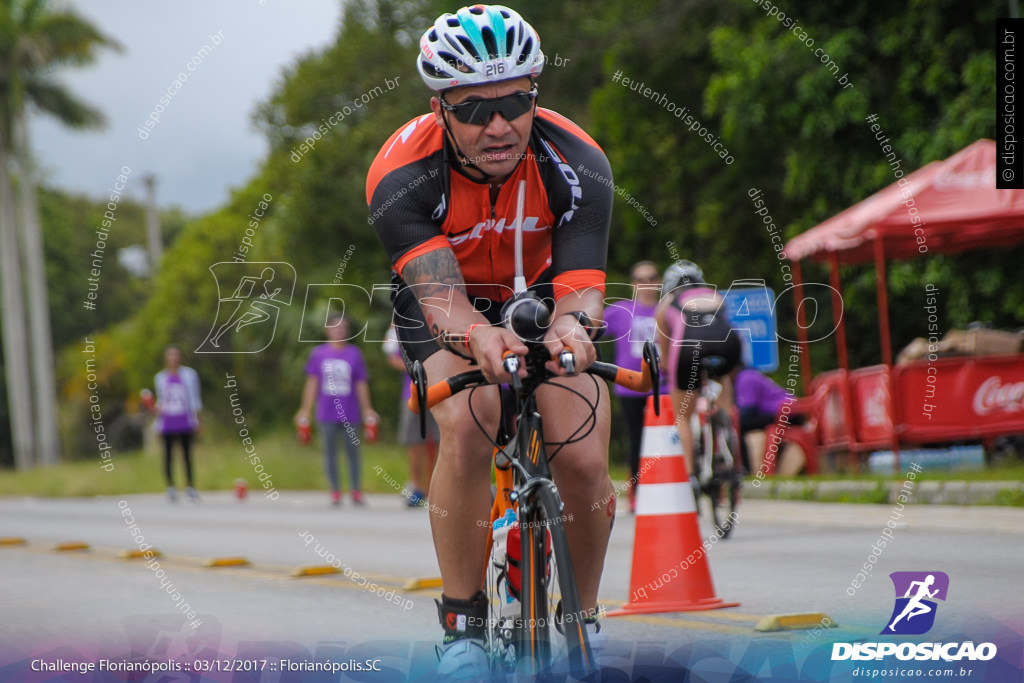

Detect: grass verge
0,429,634,499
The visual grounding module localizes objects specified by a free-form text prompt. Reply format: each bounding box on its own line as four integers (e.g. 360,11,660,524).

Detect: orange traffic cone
608,394,739,615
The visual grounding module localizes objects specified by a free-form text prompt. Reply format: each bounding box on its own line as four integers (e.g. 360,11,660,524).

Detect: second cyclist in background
655,260,742,479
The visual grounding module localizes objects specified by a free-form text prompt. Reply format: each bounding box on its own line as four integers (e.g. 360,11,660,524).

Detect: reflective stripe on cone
635,482,696,516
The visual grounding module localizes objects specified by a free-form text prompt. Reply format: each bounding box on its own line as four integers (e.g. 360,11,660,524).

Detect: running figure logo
881,571,950,635
196,262,296,354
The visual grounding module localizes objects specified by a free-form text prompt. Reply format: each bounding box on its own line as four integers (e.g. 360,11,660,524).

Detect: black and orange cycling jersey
367,108,613,304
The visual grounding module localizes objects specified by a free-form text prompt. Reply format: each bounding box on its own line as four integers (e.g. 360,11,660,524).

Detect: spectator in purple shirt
154,345,202,502
735,367,805,475
295,314,379,506
603,261,667,513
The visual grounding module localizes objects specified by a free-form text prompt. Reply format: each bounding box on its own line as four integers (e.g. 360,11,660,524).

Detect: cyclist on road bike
655,260,742,480
366,4,614,676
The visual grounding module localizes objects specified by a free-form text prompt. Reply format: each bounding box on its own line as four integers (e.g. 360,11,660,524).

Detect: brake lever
503,353,522,392
559,349,576,376
643,341,661,415
410,360,428,438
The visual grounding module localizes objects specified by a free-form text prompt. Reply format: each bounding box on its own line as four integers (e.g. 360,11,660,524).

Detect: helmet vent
518,38,533,65
438,51,466,73
441,32,463,53
454,34,477,58
420,59,447,78
480,26,498,60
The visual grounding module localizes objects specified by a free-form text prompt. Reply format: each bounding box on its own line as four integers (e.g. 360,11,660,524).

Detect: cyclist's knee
552,446,609,495
432,394,498,472
438,416,492,452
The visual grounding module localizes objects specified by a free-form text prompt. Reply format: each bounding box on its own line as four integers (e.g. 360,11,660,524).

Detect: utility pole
142,174,162,271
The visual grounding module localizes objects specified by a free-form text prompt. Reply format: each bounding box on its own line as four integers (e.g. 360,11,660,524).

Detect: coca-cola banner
850,365,894,446
810,369,850,447
893,354,1024,442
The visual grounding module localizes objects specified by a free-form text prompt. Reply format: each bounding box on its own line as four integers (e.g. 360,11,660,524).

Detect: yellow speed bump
54,541,90,551
120,549,162,560
755,613,837,632
293,565,342,577
0,537,27,546
203,557,250,568
404,577,443,591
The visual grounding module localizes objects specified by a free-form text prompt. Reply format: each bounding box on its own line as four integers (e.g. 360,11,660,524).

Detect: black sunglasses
440,88,538,126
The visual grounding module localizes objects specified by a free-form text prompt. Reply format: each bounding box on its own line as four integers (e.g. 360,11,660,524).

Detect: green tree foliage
41,189,163,346
700,0,1009,369
588,0,1013,371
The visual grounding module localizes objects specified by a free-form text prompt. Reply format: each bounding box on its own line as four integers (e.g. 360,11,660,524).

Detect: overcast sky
28,1,343,214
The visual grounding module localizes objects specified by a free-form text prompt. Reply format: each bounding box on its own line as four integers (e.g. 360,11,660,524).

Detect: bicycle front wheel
517,484,593,676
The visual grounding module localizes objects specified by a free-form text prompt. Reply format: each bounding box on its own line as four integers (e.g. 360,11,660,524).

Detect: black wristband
564,311,597,340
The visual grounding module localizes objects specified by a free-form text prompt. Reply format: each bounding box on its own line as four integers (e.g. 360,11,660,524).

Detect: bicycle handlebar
409,370,486,413
407,294,661,428
408,351,655,414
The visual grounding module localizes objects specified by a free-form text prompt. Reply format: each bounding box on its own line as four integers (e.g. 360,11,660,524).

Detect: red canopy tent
786,159,942,265
783,139,1024,464
787,138,1024,371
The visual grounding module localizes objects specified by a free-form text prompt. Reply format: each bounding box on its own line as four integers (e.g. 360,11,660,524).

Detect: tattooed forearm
405,248,476,356
403,248,468,299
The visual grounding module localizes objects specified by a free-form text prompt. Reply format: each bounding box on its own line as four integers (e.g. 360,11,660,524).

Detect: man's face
431,77,535,181
164,348,181,369
325,318,349,342
632,265,661,293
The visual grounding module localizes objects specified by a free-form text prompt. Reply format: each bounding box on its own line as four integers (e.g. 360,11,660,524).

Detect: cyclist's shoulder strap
367,114,444,205
530,110,612,227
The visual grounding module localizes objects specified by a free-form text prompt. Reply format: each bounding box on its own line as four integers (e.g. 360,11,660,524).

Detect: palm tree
0,0,120,468
0,111,33,469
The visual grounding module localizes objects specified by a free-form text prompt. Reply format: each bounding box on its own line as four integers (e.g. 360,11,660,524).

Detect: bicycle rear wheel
709,474,739,538
517,484,593,676
709,410,740,538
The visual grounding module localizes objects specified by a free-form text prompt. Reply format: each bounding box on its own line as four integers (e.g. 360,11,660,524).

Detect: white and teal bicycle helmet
662,260,705,297
417,4,544,91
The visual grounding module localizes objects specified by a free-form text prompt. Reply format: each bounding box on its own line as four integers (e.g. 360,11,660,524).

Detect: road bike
690,355,742,538
409,292,660,677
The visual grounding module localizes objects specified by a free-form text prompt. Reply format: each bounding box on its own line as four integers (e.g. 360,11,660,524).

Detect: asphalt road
1,492,1022,680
